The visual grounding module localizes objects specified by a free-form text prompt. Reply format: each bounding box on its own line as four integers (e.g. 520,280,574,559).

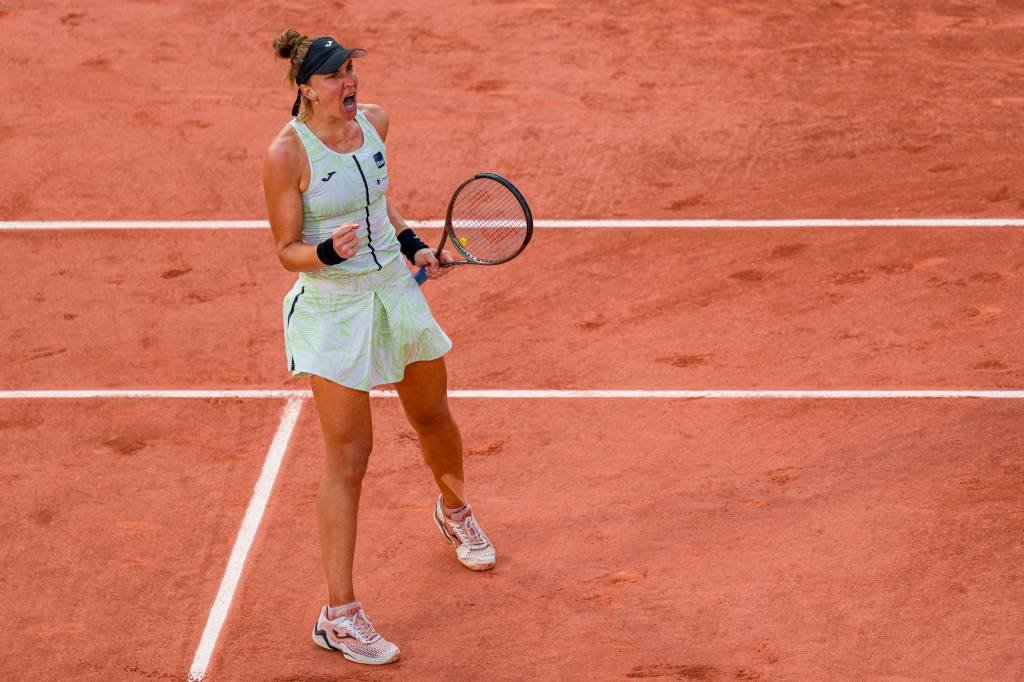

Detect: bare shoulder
262,124,304,184
359,103,390,141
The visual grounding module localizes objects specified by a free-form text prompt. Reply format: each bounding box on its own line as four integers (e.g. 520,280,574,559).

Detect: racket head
444,172,533,265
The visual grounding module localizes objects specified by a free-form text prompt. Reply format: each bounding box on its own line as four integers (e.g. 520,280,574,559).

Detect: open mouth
343,93,356,110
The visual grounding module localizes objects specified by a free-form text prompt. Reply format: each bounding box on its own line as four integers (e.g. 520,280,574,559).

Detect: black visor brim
313,47,366,76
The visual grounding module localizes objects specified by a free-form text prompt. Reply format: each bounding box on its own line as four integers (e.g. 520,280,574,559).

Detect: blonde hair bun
273,28,306,60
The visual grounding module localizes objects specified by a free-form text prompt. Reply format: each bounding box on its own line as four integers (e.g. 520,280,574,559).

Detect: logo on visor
325,40,333,47
373,151,385,169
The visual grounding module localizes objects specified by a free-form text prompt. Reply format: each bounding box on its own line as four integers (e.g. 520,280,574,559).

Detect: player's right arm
262,131,359,272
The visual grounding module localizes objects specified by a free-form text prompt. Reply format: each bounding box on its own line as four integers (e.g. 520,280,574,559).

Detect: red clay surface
3,0,1024,680
2,228,1023,391
0,399,284,681
2,1,1024,220
211,398,1024,681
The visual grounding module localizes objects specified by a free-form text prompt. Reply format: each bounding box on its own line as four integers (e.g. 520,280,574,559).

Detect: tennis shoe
311,603,400,665
433,495,496,571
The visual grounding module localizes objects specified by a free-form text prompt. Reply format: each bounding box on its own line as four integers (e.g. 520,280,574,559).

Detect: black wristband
316,237,346,266
397,228,429,264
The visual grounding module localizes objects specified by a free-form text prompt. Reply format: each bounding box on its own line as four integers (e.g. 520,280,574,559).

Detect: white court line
0,389,309,400
2,218,1024,230
2,389,1024,399
187,397,303,682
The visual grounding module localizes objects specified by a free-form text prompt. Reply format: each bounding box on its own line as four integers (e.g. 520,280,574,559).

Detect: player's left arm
361,103,452,275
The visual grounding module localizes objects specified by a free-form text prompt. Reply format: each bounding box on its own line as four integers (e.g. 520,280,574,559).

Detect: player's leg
393,356,464,507
394,357,495,571
309,375,373,604
309,375,400,664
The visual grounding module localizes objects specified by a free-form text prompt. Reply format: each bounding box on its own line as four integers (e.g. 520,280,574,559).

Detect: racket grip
413,266,428,285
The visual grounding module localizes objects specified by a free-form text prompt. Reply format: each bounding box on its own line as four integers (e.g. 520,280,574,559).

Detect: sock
443,501,471,521
328,600,361,620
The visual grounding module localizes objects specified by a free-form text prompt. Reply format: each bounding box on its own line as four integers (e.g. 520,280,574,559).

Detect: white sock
443,501,471,520
328,600,360,619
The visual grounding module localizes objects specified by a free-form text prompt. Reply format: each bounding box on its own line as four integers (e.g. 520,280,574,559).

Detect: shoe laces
449,513,489,550
335,609,380,644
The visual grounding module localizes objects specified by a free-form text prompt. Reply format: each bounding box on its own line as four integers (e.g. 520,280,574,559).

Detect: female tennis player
261,29,496,666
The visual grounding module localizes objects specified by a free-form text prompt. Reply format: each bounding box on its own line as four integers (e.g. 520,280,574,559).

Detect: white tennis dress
281,110,451,391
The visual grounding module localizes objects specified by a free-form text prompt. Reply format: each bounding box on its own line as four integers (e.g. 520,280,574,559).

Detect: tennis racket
413,172,533,285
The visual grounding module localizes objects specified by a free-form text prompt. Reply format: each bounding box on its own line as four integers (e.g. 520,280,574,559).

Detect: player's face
311,59,359,120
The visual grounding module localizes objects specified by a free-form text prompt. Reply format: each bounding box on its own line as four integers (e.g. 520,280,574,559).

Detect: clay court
2,1,1023,680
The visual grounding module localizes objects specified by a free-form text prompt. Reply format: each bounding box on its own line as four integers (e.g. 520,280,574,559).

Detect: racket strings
449,179,528,263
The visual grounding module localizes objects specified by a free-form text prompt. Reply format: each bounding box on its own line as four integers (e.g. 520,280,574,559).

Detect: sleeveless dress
280,110,452,391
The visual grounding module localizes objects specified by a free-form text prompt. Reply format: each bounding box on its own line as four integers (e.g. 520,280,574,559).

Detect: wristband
397,228,429,264
316,237,346,266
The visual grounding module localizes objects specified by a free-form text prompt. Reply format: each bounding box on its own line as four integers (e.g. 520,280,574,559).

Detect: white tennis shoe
433,495,496,571
311,603,400,665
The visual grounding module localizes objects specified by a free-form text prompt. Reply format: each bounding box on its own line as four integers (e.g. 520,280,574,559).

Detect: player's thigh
393,357,452,431
310,375,373,452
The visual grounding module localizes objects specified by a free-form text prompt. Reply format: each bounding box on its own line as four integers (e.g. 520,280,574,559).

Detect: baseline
2,389,1024,400
3,218,1024,230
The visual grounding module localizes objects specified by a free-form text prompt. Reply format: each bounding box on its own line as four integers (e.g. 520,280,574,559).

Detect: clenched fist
331,222,361,259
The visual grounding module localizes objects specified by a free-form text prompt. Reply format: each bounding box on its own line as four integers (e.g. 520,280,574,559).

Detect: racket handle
413,266,428,285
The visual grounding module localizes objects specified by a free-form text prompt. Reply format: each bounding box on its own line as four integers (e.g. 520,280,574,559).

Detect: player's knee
324,441,372,486
327,459,370,487
407,403,454,435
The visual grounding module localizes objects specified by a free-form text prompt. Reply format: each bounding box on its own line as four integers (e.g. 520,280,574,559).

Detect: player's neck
305,114,361,149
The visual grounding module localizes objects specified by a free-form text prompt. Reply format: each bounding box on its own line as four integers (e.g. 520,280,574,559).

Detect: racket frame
414,172,533,284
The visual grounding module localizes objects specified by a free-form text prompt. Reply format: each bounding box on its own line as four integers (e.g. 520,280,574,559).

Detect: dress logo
373,151,385,169
321,171,336,182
